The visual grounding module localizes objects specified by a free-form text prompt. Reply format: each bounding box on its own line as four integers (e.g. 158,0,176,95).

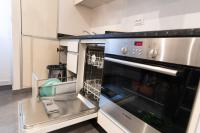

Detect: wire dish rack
83,79,102,101
32,73,76,98
87,51,104,69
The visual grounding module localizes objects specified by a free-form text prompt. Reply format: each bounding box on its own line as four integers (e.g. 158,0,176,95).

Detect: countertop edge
58,28,200,40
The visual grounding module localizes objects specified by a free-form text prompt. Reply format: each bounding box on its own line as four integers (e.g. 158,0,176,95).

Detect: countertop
58,28,200,40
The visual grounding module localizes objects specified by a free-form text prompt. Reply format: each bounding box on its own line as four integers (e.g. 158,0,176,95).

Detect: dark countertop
58,28,200,40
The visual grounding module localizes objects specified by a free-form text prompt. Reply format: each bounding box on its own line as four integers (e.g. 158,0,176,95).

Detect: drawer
97,110,125,133
60,39,79,52
67,52,78,74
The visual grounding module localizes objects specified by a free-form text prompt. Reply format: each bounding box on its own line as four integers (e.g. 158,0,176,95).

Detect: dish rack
32,73,76,98
87,51,104,69
83,79,102,100
82,46,104,101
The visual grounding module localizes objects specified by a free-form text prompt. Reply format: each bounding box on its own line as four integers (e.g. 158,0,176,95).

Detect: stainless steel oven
100,38,200,133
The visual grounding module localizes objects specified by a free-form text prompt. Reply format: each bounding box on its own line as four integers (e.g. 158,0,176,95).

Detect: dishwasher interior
81,45,104,102
18,42,105,132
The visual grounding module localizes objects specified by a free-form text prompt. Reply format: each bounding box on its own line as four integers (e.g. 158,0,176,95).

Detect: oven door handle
105,57,178,76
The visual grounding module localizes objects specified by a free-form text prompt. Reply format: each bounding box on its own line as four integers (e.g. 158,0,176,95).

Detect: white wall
0,0,12,86
90,0,200,33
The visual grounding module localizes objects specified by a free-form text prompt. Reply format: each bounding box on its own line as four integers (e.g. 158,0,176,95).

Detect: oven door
101,56,200,133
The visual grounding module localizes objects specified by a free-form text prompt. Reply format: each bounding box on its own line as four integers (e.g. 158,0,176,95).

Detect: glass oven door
101,56,200,133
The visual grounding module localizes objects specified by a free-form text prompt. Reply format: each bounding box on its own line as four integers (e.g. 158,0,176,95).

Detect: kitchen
0,0,200,133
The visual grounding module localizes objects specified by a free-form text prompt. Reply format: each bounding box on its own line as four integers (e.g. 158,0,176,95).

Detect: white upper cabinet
58,0,91,35
22,0,91,37
21,0,58,38
74,0,114,9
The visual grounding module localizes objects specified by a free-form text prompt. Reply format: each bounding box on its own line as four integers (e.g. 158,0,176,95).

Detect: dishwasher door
18,93,98,133
19,43,105,133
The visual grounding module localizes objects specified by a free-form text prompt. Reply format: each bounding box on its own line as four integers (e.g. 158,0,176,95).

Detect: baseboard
0,81,12,86
0,85,12,90
12,87,32,94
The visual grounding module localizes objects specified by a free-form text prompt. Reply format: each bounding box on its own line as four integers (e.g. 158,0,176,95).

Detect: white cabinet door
67,52,78,74
22,36,32,88
32,38,60,80
74,0,84,5
60,39,79,52
22,37,59,88
74,0,115,9
58,0,91,35
21,0,58,38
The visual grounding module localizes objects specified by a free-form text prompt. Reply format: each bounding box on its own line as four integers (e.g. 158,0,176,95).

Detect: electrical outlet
134,17,144,26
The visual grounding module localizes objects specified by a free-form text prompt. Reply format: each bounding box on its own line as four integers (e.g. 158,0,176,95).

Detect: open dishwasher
18,41,105,133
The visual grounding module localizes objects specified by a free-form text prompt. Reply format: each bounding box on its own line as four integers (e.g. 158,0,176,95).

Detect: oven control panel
131,41,144,56
105,38,200,68
105,39,148,59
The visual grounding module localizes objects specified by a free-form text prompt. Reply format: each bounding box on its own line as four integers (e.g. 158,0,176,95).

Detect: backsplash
90,0,200,33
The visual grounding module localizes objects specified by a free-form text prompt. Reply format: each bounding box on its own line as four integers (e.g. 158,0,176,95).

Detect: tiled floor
0,86,105,133
0,86,31,133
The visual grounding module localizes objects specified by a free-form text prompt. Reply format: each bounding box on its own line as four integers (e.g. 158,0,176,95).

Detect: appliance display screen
134,41,143,46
